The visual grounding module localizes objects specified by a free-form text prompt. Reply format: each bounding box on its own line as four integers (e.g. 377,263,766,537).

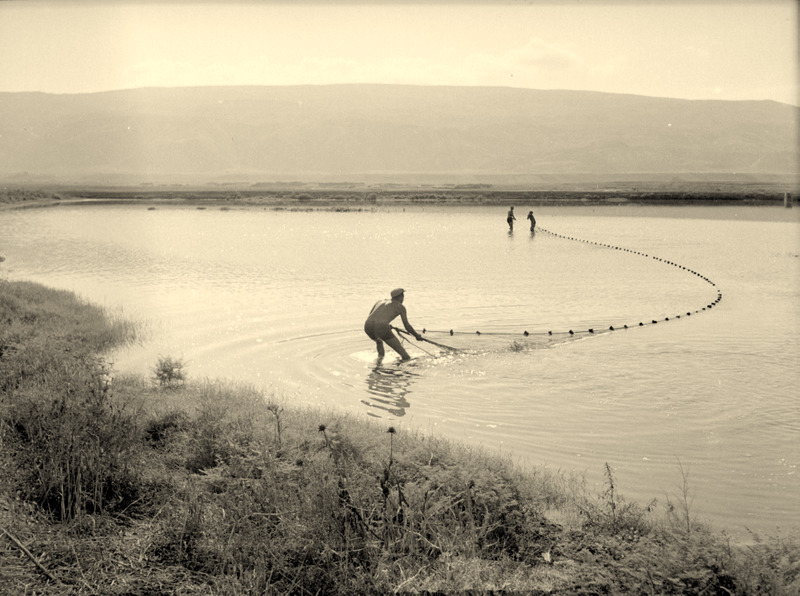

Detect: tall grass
1,281,142,519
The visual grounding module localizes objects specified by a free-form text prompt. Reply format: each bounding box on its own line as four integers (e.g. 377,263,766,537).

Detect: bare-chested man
507,206,516,230
364,288,422,361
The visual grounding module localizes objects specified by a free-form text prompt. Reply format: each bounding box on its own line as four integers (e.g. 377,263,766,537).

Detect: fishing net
394,226,722,357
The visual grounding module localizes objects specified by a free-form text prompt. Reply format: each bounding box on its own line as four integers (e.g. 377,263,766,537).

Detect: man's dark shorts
364,321,394,342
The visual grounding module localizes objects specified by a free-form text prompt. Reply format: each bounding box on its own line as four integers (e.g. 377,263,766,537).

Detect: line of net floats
421,226,723,339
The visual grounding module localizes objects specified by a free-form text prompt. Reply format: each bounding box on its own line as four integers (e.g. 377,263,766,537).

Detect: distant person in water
364,288,422,361
507,206,516,230
527,210,536,231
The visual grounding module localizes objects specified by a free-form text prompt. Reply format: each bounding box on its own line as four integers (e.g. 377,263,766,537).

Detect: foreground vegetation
1,280,798,594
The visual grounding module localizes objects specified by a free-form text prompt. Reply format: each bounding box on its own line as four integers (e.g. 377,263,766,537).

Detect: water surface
1,202,797,541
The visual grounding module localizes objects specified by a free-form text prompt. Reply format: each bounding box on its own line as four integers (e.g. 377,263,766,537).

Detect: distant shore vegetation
1,182,796,211
1,278,798,594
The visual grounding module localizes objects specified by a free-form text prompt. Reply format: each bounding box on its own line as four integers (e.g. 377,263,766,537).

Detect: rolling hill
0,85,797,186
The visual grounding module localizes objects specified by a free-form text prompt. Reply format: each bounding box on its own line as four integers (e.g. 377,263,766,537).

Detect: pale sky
0,1,797,105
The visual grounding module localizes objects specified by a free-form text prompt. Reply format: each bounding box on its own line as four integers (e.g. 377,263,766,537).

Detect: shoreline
1,185,797,211
1,279,798,593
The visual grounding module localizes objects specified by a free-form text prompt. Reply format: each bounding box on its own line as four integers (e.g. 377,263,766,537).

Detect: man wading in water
507,206,516,230
527,210,536,231
364,288,422,361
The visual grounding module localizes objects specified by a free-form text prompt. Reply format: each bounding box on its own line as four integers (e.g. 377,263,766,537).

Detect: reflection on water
362,363,418,417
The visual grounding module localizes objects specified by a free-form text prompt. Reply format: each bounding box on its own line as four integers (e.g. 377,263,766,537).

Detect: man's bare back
365,300,404,340
364,289,421,360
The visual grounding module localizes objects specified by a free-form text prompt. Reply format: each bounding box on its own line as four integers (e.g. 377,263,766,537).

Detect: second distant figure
507,206,516,230
527,210,536,231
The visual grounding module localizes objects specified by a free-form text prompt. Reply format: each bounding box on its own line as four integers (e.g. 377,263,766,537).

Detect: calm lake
1,202,798,541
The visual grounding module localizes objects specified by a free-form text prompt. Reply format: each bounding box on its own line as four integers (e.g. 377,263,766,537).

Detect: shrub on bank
152,354,186,387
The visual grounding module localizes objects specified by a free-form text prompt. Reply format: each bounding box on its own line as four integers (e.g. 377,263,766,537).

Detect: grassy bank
1,280,798,594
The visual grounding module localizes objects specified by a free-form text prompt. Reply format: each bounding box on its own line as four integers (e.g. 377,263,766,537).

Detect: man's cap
390,288,405,298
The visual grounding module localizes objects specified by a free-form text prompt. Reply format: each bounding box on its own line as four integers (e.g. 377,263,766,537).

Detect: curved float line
421,227,722,339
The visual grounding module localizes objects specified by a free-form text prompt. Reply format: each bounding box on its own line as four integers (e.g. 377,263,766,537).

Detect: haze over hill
0,85,797,187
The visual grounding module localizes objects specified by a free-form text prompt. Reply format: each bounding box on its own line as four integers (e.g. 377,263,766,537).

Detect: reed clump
1,279,798,594
0,188,62,205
